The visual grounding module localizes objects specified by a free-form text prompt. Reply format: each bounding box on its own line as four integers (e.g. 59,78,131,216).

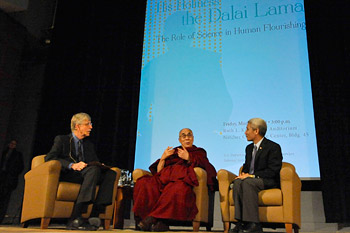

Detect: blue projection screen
134,0,320,179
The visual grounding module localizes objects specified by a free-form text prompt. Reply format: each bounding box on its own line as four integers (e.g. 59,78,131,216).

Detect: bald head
179,128,193,136
178,128,194,148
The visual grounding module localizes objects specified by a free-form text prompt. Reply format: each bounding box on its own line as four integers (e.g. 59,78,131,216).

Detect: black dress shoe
242,222,263,233
88,217,101,230
230,221,244,233
151,220,169,232
66,217,98,231
138,216,157,231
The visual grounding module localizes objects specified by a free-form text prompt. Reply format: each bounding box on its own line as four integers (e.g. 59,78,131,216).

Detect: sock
90,204,106,217
70,203,84,219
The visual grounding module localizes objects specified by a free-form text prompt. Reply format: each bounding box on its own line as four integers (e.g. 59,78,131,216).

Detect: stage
0,221,350,233
1,191,350,233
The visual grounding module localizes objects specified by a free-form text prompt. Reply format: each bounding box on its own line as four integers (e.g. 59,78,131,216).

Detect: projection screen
134,0,320,179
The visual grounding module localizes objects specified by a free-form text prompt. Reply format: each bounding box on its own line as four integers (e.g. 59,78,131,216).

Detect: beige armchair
21,155,121,229
133,167,214,231
218,162,301,233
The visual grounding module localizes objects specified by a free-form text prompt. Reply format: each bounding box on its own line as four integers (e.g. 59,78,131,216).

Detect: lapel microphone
68,135,77,163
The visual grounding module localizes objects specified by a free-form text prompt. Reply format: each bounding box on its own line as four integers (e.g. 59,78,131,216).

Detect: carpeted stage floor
2,224,350,233
2,217,350,233
0,225,210,233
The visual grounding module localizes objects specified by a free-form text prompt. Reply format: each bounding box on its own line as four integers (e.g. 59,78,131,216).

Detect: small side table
112,185,133,229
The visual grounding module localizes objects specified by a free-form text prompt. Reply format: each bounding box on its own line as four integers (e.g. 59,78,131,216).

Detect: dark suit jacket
45,133,99,170
0,148,24,190
242,138,282,189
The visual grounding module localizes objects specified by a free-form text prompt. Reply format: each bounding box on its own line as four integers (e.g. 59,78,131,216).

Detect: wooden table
112,185,133,229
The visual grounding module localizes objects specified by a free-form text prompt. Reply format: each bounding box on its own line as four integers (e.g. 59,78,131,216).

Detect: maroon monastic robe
133,145,216,221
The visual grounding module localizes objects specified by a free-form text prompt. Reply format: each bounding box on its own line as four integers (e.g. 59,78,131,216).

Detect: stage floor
1,220,350,233
2,192,350,233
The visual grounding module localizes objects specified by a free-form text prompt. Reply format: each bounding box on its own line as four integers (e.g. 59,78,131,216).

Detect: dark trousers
60,166,116,216
233,178,264,223
0,185,12,223
0,172,17,223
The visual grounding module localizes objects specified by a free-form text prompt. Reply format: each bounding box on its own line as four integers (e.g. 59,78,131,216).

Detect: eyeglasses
180,133,193,139
80,122,93,126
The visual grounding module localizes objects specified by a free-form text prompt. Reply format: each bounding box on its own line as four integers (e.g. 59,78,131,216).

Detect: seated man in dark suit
45,112,116,231
232,118,282,233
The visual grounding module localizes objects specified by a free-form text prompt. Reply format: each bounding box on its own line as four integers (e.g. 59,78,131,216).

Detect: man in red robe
133,128,216,231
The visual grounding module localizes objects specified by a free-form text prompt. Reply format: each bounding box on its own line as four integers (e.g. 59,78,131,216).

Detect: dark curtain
305,0,350,223
33,0,146,170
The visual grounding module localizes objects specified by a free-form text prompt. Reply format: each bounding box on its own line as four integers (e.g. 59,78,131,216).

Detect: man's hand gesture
177,145,190,161
161,146,175,161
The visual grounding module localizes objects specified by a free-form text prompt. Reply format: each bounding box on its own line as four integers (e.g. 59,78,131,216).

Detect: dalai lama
133,128,216,231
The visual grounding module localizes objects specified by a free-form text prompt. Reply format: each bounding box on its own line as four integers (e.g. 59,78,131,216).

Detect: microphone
68,136,77,163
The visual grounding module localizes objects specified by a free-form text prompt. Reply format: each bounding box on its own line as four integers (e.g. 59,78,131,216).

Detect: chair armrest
193,167,209,222
110,167,121,182
217,169,237,222
194,167,207,185
100,166,121,220
25,160,62,179
280,163,302,228
132,168,152,182
21,160,62,223
31,155,46,169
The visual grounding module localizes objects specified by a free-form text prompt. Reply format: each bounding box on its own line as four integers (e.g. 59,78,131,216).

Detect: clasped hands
235,172,254,180
71,161,107,171
71,161,87,171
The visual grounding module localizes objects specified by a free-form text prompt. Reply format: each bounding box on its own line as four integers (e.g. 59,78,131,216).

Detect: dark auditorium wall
0,10,50,222
32,0,146,170
305,0,350,223
0,12,26,153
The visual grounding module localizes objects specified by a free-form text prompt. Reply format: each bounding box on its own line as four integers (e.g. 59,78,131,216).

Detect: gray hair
248,118,267,137
71,113,91,132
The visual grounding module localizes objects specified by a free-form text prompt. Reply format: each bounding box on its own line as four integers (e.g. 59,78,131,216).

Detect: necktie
249,145,258,174
77,140,84,162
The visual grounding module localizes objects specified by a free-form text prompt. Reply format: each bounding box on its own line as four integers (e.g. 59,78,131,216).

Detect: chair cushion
229,188,282,206
56,182,81,201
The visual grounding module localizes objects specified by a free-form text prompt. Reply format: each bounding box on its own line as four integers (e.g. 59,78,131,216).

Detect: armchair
132,167,214,231
21,155,121,229
218,162,301,233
